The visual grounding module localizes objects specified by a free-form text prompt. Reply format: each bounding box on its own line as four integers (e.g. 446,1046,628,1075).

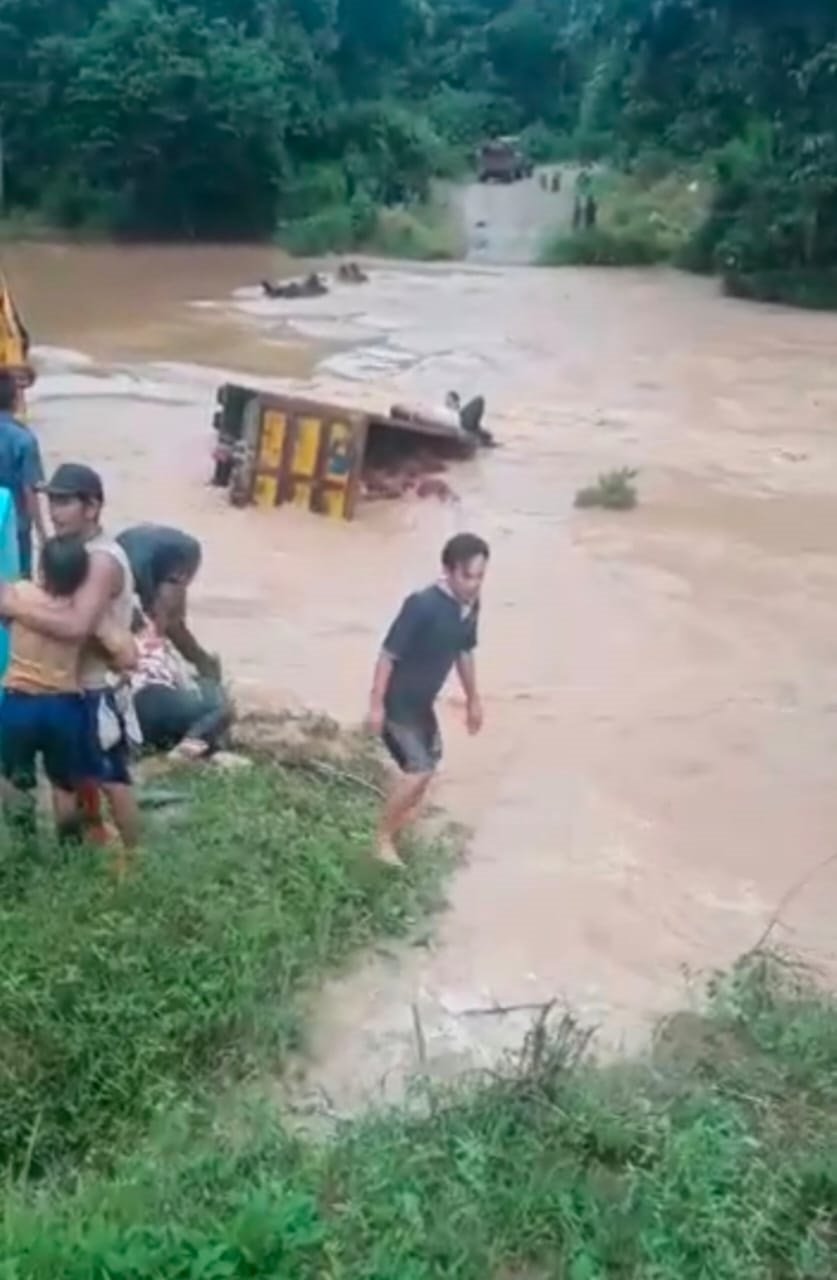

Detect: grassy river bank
0,744,835,1277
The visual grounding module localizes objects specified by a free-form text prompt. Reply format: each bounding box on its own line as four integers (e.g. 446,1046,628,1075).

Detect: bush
0,764,448,1177
277,195,462,261
540,226,666,266
278,206,357,256
368,201,465,261
424,87,520,152
723,268,837,311
575,467,638,510
276,164,348,222
519,121,572,163
540,168,709,269
680,125,837,294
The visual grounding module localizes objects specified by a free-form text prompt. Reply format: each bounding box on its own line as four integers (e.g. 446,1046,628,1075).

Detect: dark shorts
0,690,94,791
81,688,133,787
134,679,231,753
383,710,442,776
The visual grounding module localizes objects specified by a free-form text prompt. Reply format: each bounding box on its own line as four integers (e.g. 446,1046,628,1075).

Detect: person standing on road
0,464,140,856
573,166,593,230
0,370,46,578
367,532,488,867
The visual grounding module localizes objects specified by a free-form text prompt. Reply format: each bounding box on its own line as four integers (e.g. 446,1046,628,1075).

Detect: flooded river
5,240,837,1105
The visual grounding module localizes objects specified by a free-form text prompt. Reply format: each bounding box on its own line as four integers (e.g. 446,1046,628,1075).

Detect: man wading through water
368,533,488,867
0,464,140,857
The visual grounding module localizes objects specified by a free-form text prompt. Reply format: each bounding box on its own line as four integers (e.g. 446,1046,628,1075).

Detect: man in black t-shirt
368,532,489,867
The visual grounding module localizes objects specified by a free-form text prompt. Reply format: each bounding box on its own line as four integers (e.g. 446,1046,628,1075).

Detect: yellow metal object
260,410,286,467
253,473,279,508
322,420,353,519
253,410,287,508
0,272,29,417
291,416,321,509
222,388,369,520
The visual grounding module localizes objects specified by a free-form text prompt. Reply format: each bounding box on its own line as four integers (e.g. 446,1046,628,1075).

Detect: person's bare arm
25,488,47,547
95,620,138,673
456,652,483,734
368,652,394,735
0,552,121,641
167,617,219,678
155,580,219,678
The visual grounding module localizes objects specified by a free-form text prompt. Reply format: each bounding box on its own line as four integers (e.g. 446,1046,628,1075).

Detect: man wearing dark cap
0,463,140,855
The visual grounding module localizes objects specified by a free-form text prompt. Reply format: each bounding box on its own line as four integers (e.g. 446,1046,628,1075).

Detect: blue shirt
383,584,479,719
0,413,44,534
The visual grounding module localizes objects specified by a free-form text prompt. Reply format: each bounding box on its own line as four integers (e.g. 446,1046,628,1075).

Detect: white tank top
80,530,135,690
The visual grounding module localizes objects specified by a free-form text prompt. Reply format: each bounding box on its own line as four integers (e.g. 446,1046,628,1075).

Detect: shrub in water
575,467,638,510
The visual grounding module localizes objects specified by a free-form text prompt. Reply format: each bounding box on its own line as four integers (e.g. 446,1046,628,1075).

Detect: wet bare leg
376,771,432,866
102,782,140,876
3,784,37,850
52,787,84,844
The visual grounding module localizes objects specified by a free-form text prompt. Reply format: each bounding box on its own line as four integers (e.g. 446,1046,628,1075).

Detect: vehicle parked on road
476,137,533,183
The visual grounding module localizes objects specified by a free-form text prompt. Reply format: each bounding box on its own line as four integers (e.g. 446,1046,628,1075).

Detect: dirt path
6,242,837,1111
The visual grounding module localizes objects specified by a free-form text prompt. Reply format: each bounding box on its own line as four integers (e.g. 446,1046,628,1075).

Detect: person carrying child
0,464,141,851
0,535,136,845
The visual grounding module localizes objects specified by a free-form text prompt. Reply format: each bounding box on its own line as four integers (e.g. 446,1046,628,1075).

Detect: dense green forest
1,0,836,287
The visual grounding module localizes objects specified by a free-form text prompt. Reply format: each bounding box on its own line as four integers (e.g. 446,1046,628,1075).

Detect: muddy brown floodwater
5,239,837,1109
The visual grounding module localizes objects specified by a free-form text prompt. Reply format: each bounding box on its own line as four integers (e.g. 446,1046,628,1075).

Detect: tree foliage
1,0,836,277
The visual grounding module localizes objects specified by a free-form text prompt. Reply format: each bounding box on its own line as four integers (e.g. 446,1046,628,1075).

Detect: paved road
454,167,574,265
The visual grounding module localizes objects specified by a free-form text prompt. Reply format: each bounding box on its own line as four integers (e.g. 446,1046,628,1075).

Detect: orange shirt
4,582,83,694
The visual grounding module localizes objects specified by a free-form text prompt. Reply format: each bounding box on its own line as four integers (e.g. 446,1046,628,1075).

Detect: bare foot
374,837,405,869
109,849,136,881
168,738,207,763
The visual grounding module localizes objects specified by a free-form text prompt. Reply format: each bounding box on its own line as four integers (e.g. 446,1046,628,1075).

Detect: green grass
540,168,710,268
1,749,836,1277
4,956,837,1277
0,762,450,1179
277,197,464,262
367,200,465,262
0,209,59,241
575,467,638,510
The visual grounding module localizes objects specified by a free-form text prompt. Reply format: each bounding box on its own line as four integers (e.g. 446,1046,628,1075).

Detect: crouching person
131,609,232,761
0,535,136,845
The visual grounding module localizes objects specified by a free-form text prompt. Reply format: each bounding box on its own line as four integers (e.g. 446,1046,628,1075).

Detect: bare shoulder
88,547,125,596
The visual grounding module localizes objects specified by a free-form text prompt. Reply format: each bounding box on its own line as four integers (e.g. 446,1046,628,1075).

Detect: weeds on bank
540,168,709,268
278,197,464,261
541,225,667,267
5,955,837,1277
367,201,465,261
0,763,450,1179
723,267,837,311
575,467,638,511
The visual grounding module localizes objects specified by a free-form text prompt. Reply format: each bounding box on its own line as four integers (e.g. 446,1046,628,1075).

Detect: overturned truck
211,385,477,521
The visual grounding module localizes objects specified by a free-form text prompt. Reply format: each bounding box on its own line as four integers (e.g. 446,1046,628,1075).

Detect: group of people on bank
0,371,231,852
0,364,491,869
